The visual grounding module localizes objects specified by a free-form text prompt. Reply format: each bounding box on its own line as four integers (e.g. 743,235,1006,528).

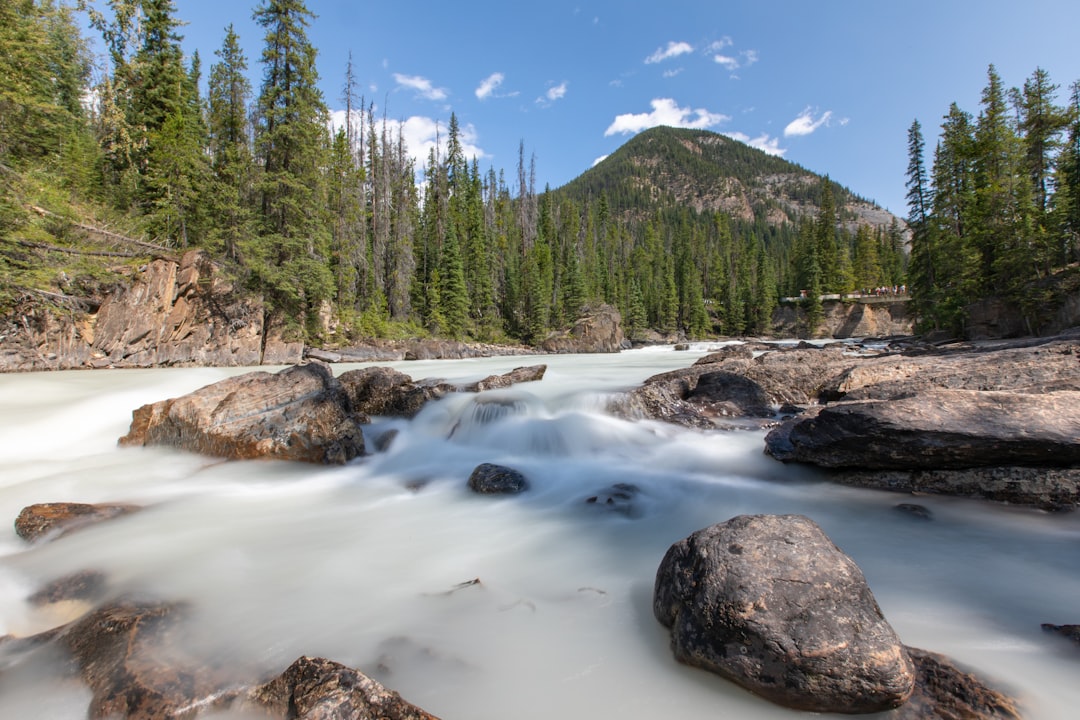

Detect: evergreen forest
906,65,1080,335
15,1,1068,349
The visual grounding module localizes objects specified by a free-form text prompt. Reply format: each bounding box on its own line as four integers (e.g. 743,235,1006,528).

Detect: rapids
0,346,1077,719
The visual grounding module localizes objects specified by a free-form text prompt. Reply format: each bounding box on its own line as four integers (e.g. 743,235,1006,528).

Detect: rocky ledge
118,360,547,463
615,334,1080,508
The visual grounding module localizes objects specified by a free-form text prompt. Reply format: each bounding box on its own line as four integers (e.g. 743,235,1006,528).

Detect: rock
338,366,455,419
584,482,641,517
890,647,1021,719
693,344,756,365
894,503,933,520
765,390,1080,470
1041,623,1080,646
467,463,529,495
457,364,547,392
673,343,690,351
15,502,140,542
654,514,914,713
119,361,365,464
53,601,244,719
248,655,440,719
541,303,624,354
830,467,1080,510
611,344,855,426
27,570,108,606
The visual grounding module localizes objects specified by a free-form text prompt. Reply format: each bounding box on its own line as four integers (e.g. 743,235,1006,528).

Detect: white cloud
604,98,729,136
592,154,609,167
328,110,487,169
714,54,739,71
724,131,786,156
706,37,733,53
393,73,447,101
537,81,568,105
741,49,759,67
475,72,504,100
645,41,694,64
784,108,834,137
662,68,684,78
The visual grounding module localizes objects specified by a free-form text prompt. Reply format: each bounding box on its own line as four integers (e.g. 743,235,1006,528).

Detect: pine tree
206,24,254,262
251,0,333,329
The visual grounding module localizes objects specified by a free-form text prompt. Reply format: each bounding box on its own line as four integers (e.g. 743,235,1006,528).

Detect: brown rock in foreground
890,647,1022,720
119,361,365,464
15,502,140,542
248,655,440,720
654,514,914,713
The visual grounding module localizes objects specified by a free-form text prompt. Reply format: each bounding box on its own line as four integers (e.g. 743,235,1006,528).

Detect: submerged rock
15,502,140,543
248,655,441,720
467,463,529,495
654,514,914,713
891,647,1022,719
119,360,365,464
1041,623,1080,647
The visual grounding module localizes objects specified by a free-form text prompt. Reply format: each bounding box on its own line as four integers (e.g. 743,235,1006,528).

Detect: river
0,345,1077,719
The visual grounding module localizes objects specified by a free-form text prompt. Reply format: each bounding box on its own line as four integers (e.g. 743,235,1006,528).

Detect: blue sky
87,0,1080,215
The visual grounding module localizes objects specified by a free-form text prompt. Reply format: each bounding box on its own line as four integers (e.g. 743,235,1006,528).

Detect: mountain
556,126,900,231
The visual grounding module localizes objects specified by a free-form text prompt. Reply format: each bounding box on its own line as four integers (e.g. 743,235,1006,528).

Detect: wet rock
894,503,933,520
52,600,243,719
540,303,624,354
673,343,690,351
15,502,140,543
119,360,365,464
654,514,914,713
456,364,547,392
1041,623,1080,646
765,390,1080,470
584,483,642,517
338,366,454,419
890,647,1021,719
467,463,529,495
830,466,1080,511
248,655,440,720
693,344,756,365
27,570,108,606
611,344,855,427
373,428,400,452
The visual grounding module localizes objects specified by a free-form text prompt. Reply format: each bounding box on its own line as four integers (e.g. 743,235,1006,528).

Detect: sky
83,0,1080,216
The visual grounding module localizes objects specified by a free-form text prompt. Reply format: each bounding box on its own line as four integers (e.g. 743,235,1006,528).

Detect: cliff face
0,250,302,372
771,300,913,340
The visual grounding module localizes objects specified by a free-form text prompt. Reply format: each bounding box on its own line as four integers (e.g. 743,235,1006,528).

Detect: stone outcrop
758,336,1080,507
0,250,296,372
765,390,1080,470
772,299,912,339
654,514,914,713
119,361,366,464
541,303,624,354
610,344,857,427
14,502,140,542
119,361,549,464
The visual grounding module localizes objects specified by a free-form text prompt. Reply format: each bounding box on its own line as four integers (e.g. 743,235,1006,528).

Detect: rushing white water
0,346,1078,719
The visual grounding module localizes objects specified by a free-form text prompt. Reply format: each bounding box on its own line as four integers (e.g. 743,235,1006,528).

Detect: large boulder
611,344,858,427
541,303,624,354
654,514,914,713
765,389,1080,470
119,361,365,464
